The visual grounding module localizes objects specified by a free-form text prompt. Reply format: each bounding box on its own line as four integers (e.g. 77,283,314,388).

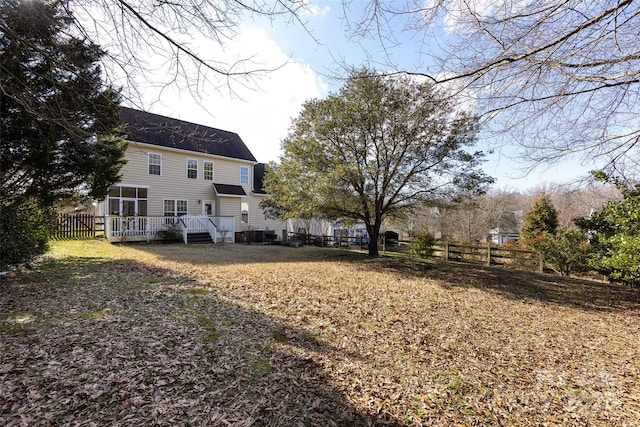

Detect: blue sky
93,0,594,192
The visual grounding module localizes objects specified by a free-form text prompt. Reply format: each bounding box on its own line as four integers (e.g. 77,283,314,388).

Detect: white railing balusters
105,215,235,243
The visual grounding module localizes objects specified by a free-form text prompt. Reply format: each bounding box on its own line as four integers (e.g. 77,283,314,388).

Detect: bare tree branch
57,0,313,107
347,0,640,180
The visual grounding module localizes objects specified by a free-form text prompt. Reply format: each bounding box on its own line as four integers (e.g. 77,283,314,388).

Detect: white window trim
203,161,214,181
107,185,149,216
176,200,188,216
201,200,216,216
163,199,175,217
163,199,188,216
148,152,162,176
186,158,198,179
241,202,249,224
149,153,162,176
240,166,249,185
112,183,150,189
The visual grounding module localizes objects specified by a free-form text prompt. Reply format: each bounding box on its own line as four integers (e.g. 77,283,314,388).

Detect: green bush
0,200,53,268
537,228,592,276
410,230,435,258
158,223,183,242
594,233,640,284
576,175,640,286
521,194,558,240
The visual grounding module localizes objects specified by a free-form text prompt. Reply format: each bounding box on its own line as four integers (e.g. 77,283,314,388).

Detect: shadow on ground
0,255,399,426
359,254,640,312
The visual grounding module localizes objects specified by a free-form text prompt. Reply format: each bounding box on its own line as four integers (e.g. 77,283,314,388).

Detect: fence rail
52,213,95,240
286,232,543,273
287,232,369,249
432,243,543,273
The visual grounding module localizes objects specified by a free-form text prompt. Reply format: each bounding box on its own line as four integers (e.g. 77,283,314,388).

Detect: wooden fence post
444,242,449,261
487,245,492,266
538,252,544,273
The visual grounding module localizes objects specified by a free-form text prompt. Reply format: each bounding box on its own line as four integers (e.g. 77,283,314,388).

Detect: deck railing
181,214,234,243
105,215,234,243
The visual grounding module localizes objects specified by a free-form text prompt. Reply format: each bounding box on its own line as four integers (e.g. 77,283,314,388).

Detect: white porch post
105,216,112,242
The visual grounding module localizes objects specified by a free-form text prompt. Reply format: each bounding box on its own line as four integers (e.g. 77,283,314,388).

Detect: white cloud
302,2,330,18
425,0,532,33
72,2,329,164
132,25,328,163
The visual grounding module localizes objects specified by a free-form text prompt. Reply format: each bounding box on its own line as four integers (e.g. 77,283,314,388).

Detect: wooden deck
104,215,235,244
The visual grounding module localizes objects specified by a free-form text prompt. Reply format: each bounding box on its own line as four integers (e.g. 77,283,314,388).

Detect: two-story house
98,107,285,243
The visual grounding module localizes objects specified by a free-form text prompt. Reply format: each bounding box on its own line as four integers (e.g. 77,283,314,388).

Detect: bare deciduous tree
47,0,311,103
1,0,315,156
402,183,619,243
346,0,640,179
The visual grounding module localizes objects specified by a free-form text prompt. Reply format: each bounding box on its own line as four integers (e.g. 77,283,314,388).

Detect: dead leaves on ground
1,240,639,426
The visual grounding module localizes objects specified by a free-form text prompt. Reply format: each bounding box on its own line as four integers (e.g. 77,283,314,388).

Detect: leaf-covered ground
1,240,639,426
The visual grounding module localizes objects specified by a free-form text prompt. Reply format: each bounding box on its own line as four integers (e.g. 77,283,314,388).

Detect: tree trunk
367,225,380,256
368,233,379,256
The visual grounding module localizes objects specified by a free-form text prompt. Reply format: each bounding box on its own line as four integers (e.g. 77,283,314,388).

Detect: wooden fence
52,213,95,239
432,243,543,273
287,232,369,249
286,232,543,273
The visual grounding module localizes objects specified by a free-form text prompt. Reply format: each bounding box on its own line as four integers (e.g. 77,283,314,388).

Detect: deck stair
187,232,213,244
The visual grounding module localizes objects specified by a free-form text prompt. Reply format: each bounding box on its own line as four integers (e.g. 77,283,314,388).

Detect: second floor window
240,166,249,185
187,158,198,179
203,161,214,180
148,153,161,175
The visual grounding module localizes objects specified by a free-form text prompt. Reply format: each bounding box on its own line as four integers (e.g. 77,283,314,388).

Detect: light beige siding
217,196,242,232
103,140,285,241
117,142,254,217
242,195,287,238
214,158,254,196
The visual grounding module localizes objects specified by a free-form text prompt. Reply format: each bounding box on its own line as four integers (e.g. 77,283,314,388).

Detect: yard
1,240,639,426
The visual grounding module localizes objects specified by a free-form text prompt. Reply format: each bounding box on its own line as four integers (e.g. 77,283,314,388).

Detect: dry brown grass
1,240,639,426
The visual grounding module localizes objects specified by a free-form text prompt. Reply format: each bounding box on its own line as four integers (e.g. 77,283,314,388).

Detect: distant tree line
392,183,619,243
400,178,639,286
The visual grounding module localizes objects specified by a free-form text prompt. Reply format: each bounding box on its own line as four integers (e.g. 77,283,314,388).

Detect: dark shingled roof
213,183,247,196
120,107,257,162
253,163,267,194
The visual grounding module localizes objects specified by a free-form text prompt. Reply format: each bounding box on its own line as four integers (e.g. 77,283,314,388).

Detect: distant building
487,210,523,244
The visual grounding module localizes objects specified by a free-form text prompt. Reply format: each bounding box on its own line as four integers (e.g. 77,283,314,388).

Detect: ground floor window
203,201,215,216
108,186,148,216
164,199,188,217
241,202,249,224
